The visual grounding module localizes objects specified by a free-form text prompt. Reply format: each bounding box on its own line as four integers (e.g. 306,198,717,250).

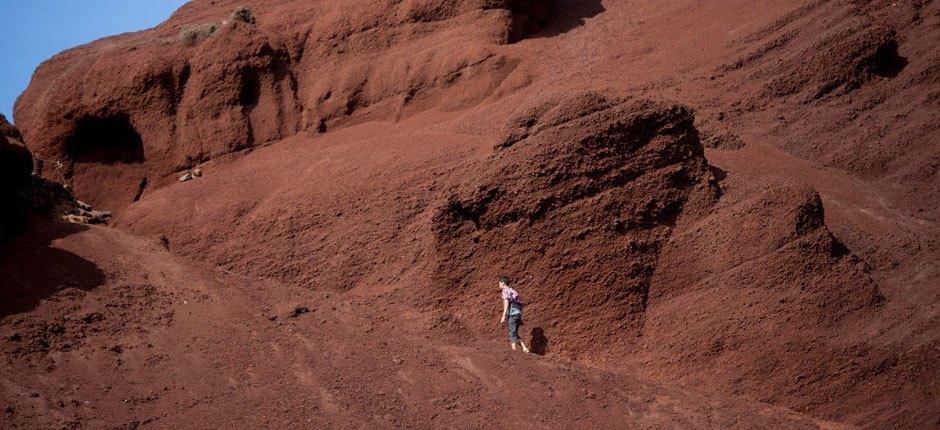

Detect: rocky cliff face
14,0,552,210
432,93,720,353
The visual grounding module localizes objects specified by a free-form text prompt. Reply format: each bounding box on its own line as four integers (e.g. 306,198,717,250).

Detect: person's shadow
530,327,548,355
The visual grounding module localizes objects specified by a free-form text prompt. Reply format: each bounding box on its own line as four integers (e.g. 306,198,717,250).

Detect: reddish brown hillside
14,0,557,210
431,93,720,355
5,0,938,428
1,222,836,429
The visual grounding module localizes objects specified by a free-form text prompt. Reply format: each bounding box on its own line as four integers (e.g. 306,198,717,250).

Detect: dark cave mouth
65,114,144,165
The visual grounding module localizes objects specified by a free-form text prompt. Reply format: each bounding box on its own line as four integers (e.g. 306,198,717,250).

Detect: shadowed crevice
524,0,605,41
65,114,144,165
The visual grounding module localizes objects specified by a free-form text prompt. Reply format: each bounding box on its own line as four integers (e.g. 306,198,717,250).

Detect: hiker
498,276,530,353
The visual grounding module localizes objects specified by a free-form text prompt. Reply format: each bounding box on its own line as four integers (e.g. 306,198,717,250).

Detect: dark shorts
507,313,522,343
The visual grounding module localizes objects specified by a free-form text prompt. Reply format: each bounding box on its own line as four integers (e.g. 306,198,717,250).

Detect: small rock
110,345,124,354
81,313,105,324
179,172,193,182
62,214,90,224
87,210,112,224
287,306,310,318
192,167,203,178
7,333,22,342
89,211,111,220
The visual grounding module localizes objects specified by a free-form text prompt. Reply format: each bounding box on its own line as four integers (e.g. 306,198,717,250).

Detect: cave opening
65,114,144,165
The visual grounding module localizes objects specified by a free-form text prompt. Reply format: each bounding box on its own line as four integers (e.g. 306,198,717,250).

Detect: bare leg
519,339,530,353
510,342,518,351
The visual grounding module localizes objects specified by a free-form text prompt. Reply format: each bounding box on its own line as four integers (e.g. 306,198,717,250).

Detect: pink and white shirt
501,287,523,315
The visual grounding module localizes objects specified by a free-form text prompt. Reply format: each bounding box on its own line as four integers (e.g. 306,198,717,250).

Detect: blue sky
0,0,189,121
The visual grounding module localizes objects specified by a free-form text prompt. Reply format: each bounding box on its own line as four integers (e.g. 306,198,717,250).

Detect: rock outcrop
14,0,553,210
0,115,112,239
432,93,719,353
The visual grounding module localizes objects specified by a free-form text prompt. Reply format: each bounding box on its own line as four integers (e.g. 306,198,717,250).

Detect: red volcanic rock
5,0,938,428
432,93,719,354
14,0,551,211
0,114,109,238
642,183,896,419
428,95,910,425
713,0,940,216
730,22,904,101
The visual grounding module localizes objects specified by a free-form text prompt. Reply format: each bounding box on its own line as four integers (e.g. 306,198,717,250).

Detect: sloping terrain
1,222,833,429
3,0,938,428
14,0,552,210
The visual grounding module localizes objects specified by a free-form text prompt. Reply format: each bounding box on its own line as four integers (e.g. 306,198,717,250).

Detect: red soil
0,221,834,429
3,0,938,428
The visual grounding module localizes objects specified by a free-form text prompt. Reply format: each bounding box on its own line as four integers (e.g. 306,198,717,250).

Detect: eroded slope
6,0,939,428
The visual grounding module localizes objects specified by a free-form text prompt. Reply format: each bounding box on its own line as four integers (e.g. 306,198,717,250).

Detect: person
498,276,530,353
